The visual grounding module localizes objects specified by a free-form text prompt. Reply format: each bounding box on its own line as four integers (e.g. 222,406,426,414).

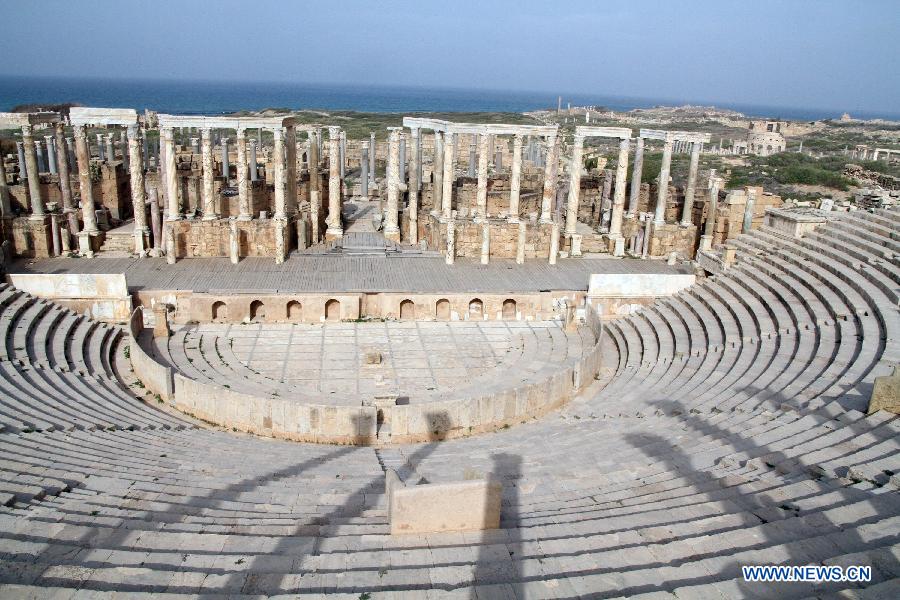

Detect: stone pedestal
153,303,171,338
78,231,95,258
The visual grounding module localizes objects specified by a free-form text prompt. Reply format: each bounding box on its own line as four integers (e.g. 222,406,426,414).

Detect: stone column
74,125,99,232
742,188,757,234
467,143,476,177
35,140,45,173
16,142,26,181
627,137,644,216
540,134,557,223
54,123,77,235
165,223,176,264
384,127,401,241
408,128,420,244
398,136,405,181
95,134,105,161
201,128,217,220
700,170,719,251
432,131,444,215
121,131,129,173
368,131,376,183
360,142,369,197
642,216,652,258
221,136,230,181
508,133,523,223
475,132,489,222
21,125,45,218
654,137,673,224
445,218,455,265
45,135,57,175
308,131,320,242
127,126,147,255
236,129,251,220
516,221,526,264
480,222,490,264
105,135,115,163
285,126,298,215
681,140,701,226
609,137,630,250
0,149,10,216
273,127,287,220
162,127,180,221
249,138,259,182
549,222,560,265
338,131,346,180
149,188,161,253
565,133,584,236
229,220,239,264
325,126,342,238
51,213,61,255
441,132,456,220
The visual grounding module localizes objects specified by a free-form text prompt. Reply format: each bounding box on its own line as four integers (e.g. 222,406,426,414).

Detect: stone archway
502,299,517,320
400,299,415,320
469,298,484,320
287,300,302,321
212,301,228,322
436,299,450,320
325,299,341,322
250,300,265,322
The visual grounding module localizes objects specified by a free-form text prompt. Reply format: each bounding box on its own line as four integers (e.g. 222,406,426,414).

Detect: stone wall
170,218,290,258
7,272,132,322
134,303,607,445
133,289,586,325
7,216,53,258
415,213,555,260
648,222,698,258
127,307,174,401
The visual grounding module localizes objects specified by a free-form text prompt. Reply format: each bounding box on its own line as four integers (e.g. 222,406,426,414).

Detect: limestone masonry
0,98,897,598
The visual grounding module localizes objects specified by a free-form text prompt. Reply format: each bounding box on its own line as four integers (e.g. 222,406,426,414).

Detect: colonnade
400,118,560,227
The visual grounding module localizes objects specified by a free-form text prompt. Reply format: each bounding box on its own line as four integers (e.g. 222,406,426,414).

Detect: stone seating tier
0,208,896,596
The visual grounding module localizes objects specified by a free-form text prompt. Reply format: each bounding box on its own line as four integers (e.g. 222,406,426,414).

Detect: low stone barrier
173,374,378,444
387,469,502,535
127,308,174,401
7,272,132,322
132,304,606,444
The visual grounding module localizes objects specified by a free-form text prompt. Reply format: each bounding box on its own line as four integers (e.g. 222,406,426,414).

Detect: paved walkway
8,254,688,293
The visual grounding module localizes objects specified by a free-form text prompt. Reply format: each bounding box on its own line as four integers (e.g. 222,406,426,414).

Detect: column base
539,217,553,225
166,215,183,221
699,235,713,252
202,214,220,221
237,214,252,221
607,234,625,257
506,216,520,224
384,229,401,243
325,227,344,240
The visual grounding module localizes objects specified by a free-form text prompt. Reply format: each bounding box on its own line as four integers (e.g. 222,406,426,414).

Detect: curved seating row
0,208,896,597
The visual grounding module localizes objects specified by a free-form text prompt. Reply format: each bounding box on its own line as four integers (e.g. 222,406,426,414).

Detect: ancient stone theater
0,104,896,598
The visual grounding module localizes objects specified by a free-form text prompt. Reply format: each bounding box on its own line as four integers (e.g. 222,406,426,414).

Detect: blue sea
0,75,896,122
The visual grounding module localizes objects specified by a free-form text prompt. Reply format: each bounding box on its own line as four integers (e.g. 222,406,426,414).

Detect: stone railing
127,308,174,401
172,374,378,444
132,306,606,444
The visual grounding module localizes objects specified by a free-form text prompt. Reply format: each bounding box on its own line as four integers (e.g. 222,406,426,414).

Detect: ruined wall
170,218,291,258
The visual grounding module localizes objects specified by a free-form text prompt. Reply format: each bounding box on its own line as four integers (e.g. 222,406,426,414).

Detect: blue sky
2,0,898,114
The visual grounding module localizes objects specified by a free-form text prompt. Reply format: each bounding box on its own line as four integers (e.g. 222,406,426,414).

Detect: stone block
390,479,502,535
869,366,900,414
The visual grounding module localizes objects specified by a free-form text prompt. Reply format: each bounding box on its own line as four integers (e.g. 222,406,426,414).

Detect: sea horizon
0,74,897,123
